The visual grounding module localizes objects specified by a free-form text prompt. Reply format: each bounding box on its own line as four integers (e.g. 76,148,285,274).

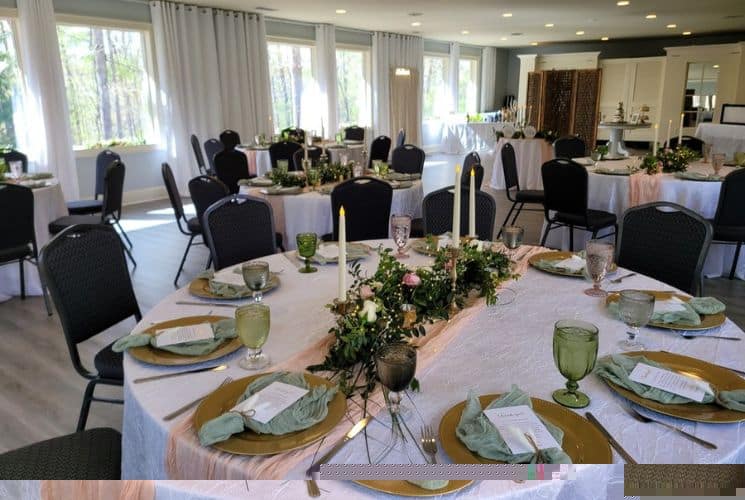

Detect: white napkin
211,267,245,286
653,296,687,314
317,243,340,260
554,255,586,273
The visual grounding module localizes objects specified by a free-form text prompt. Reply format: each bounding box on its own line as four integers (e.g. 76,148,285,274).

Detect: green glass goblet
296,232,318,273
552,319,599,408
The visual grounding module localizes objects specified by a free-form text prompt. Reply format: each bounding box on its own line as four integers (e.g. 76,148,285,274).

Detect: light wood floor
0,154,742,453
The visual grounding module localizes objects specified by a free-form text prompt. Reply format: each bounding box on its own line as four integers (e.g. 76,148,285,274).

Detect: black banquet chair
188,175,230,266
553,135,587,159
396,128,406,148
344,125,365,141
204,138,223,175
0,184,52,314
40,224,142,431
499,142,544,237
191,134,208,175
330,177,393,242
49,160,136,266
461,152,484,190
214,130,251,193
203,194,277,271
67,149,120,216
0,427,122,479
269,141,303,170
540,158,617,251
668,135,705,155
391,145,425,175
422,186,496,241
617,202,712,296
709,168,745,279
0,149,28,173
292,146,322,171
368,135,392,169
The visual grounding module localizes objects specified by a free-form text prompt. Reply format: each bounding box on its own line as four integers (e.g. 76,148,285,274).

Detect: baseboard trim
123,186,167,206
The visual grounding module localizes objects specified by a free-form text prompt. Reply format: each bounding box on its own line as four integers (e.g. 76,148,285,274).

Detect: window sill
74,144,162,159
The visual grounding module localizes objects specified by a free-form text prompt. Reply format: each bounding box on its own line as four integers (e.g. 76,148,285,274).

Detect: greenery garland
267,162,353,188
641,146,698,175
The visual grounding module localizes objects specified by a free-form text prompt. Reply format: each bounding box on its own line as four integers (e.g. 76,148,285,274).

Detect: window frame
266,36,318,133
335,42,372,128
422,52,450,121
0,12,23,150
457,54,481,115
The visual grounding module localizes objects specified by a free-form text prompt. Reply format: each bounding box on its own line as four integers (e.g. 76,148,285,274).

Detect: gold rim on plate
439,394,612,464
193,372,346,455
354,480,474,497
188,273,280,301
411,239,438,256
602,350,745,423
296,242,372,263
129,315,240,366
528,251,617,277
605,290,725,331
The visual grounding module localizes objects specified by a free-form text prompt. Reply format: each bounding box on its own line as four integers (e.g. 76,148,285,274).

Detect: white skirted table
695,123,745,160
121,240,745,495
490,138,554,190
441,122,501,154
239,144,366,177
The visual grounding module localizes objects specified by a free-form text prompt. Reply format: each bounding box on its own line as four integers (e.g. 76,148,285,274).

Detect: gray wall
503,31,745,100
75,148,167,199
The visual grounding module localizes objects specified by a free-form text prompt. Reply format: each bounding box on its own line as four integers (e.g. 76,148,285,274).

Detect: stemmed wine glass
552,319,599,408
235,303,271,370
375,343,417,420
391,214,411,259
584,240,614,297
501,226,524,259
296,232,318,273
242,261,270,302
617,290,655,351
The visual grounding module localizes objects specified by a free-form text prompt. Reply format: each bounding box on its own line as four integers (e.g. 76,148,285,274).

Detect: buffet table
239,144,366,177
441,123,501,154
122,239,745,494
695,123,745,159
490,138,554,190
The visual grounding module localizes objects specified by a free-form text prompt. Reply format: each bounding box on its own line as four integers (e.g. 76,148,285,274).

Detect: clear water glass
501,226,524,259
9,161,22,179
352,162,364,178
375,343,417,417
584,240,614,297
391,214,411,259
552,319,599,408
296,232,318,273
712,153,725,176
236,303,271,370
618,290,655,351
241,261,270,302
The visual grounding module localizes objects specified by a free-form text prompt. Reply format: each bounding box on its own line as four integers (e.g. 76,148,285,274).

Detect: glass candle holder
400,304,417,329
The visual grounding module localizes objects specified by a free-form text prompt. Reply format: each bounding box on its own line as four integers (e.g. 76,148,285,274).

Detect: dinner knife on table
586,412,638,464
308,417,370,471
133,364,228,384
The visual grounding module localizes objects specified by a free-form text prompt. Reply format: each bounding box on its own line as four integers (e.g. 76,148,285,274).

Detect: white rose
469,239,484,252
359,300,378,323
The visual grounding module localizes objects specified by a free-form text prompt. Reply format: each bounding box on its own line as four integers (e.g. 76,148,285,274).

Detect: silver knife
309,417,370,470
175,301,238,308
133,364,228,384
585,412,638,464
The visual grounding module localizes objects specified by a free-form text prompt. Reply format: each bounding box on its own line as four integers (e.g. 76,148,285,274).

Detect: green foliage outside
0,20,18,149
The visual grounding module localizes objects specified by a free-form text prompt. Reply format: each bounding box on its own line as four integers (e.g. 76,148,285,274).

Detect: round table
239,144,366,177
122,240,745,492
543,160,744,279
695,123,745,160
490,138,554,190
441,122,501,154
597,122,651,159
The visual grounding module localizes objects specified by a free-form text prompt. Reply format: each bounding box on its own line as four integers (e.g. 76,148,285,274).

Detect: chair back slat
500,143,520,191
553,136,586,159
161,163,185,221
330,177,393,242
101,161,126,221
368,136,391,168
188,175,229,226
203,139,223,174
190,134,207,174
391,145,425,175
541,159,588,217
0,184,35,253
95,150,120,199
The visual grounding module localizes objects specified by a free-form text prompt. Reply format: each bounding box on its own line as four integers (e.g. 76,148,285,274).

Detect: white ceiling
193,0,745,47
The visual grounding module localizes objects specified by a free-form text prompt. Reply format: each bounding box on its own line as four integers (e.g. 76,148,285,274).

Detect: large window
336,47,371,128
57,22,156,149
0,19,20,148
423,55,449,120
458,57,479,114
268,40,316,133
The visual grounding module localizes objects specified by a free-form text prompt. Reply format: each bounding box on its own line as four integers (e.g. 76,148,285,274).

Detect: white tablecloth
490,138,554,190
122,240,745,491
543,161,744,279
695,123,745,159
239,144,366,178
240,182,423,251
441,123,501,154
0,182,67,300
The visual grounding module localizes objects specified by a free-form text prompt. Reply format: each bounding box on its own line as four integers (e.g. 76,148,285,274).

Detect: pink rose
402,272,422,287
359,284,374,299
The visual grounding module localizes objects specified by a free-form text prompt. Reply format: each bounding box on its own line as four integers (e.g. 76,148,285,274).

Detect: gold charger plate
193,372,346,455
528,251,617,277
439,394,612,464
296,242,372,264
605,290,725,331
129,315,240,366
411,238,438,256
602,350,745,423
354,480,474,497
188,273,280,301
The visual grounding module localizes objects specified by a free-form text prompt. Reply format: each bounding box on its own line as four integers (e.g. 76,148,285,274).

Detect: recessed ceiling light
503,13,513,18
666,23,677,28
500,36,508,41
646,13,657,19
617,1,630,5
461,30,470,35
335,9,346,14
511,32,523,36
530,42,539,46
682,31,692,35
713,64,720,68
545,23,554,28
576,30,585,35
601,36,609,41
411,21,421,27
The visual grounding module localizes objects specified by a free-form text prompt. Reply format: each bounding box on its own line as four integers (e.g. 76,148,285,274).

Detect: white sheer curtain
480,47,497,112
16,0,79,200
448,42,460,115
371,32,423,144
315,24,338,140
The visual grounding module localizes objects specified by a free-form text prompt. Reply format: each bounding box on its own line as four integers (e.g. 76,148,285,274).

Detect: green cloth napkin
674,172,722,182
112,318,236,356
595,354,745,411
607,300,701,326
689,297,726,315
406,480,450,490
455,385,572,464
197,270,251,298
198,371,338,446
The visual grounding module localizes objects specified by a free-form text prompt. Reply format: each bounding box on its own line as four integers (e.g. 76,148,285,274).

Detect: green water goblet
296,232,318,273
236,303,271,370
552,319,599,408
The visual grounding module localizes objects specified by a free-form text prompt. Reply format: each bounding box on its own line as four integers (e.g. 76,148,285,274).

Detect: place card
483,405,561,454
154,323,214,347
654,296,687,314
230,381,309,424
554,255,586,273
629,363,714,403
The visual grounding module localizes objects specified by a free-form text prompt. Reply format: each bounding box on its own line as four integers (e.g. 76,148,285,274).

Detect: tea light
401,304,417,329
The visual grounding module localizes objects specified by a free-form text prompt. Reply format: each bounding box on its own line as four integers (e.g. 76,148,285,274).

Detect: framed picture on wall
630,113,641,124
721,104,745,125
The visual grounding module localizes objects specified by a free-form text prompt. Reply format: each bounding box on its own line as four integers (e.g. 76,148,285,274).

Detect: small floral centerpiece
641,154,661,175
591,145,609,161
268,168,307,187
656,146,697,173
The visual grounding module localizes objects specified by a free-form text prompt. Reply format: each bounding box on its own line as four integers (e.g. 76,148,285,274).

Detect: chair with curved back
553,136,587,159
191,134,208,175
67,149,121,216
188,175,229,229
540,158,617,251
292,146,322,171
203,194,277,270
281,127,305,144
709,168,745,279
40,224,142,431
330,177,393,241
344,126,365,141
668,135,705,155
203,139,223,175
220,129,241,146
461,152,484,190
368,136,392,169
269,141,303,170
214,130,250,194
391,145,425,175
396,129,406,148
422,186,496,241
0,149,28,173
498,142,544,237
617,202,712,296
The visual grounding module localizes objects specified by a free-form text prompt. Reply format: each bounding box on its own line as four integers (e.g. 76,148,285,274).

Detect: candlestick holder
400,304,417,329
447,247,460,318
332,298,354,316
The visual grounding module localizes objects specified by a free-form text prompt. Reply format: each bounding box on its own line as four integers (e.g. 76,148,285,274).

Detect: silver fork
620,405,717,449
420,425,438,464
610,272,636,284
163,377,233,421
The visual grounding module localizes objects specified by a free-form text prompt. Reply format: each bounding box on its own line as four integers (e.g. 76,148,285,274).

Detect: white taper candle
452,165,462,247
338,206,346,301
468,167,476,237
